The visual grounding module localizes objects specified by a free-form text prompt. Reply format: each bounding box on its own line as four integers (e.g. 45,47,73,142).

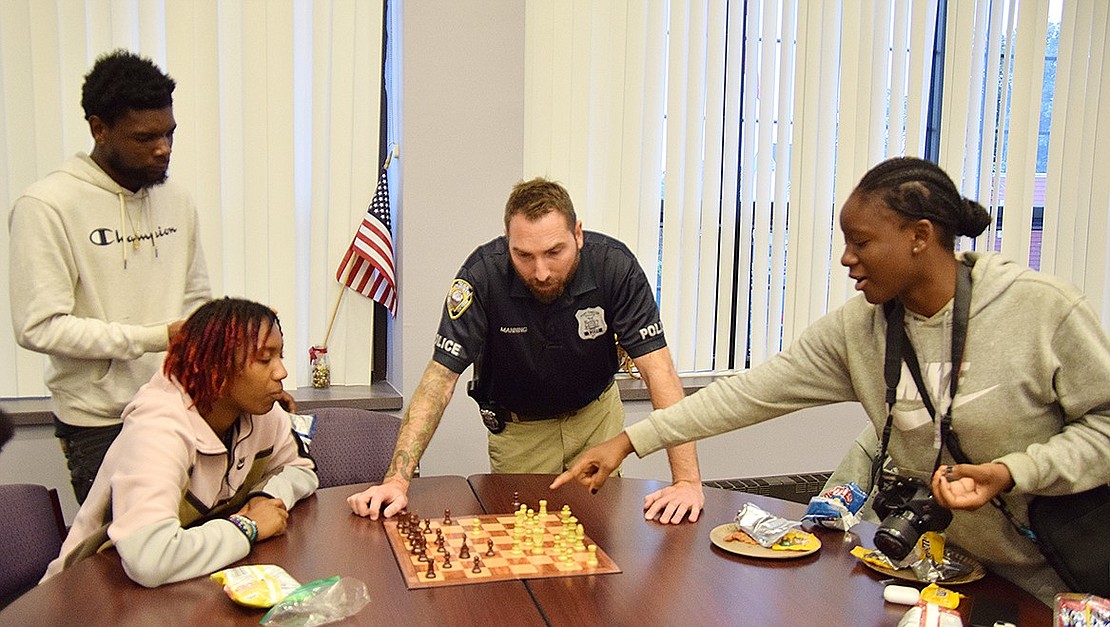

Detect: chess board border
384,512,621,589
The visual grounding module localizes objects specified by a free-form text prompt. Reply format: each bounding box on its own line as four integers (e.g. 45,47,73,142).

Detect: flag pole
321,147,396,348
320,279,347,350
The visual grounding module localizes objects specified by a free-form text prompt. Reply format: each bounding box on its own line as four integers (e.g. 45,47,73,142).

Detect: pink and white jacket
42,371,318,587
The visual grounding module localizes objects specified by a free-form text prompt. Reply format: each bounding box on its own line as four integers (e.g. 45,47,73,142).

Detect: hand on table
643,479,704,524
931,462,1014,510
550,432,636,494
237,496,289,542
347,478,408,520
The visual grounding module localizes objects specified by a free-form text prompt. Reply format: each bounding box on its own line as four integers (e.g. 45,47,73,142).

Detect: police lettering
435,333,462,356
639,322,663,340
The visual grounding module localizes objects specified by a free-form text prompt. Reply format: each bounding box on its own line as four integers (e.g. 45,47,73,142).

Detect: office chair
307,407,402,489
0,483,67,609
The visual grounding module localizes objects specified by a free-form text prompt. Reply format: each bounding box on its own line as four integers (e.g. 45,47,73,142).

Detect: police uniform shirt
432,231,667,417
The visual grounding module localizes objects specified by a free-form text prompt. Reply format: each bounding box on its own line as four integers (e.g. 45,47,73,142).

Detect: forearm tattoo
385,365,453,482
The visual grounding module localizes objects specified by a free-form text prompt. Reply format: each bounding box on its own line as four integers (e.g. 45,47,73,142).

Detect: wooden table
0,477,543,626
471,474,1052,627
1,475,1051,626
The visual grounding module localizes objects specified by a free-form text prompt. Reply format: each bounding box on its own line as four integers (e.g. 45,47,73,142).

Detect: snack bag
1054,593,1110,627
852,536,972,584
909,531,947,581
919,583,962,610
895,601,963,627
210,564,301,608
261,576,371,626
851,545,897,570
734,502,802,548
803,482,868,530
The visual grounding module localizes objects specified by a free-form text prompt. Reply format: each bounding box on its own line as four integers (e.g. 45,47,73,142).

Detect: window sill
616,371,733,401
1,382,404,427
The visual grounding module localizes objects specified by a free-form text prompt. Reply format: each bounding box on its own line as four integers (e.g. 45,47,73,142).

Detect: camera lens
874,513,919,562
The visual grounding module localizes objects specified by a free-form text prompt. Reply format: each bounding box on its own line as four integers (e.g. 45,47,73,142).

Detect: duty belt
508,381,615,423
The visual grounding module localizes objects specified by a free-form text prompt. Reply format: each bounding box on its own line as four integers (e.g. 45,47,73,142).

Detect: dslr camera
871,471,953,561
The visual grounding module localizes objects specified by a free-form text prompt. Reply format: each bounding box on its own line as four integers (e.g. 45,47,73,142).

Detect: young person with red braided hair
41,298,317,587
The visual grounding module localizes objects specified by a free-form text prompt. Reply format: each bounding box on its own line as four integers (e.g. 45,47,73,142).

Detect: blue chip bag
802,482,868,530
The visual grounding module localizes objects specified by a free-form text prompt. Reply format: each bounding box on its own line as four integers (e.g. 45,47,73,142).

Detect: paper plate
710,523,821,559
858,547,986,585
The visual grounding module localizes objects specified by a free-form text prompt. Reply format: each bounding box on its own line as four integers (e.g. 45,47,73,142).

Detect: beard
103,151,169,189
518,251,581,304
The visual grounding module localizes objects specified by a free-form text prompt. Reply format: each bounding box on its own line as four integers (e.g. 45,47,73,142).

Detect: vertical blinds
525,0,941,372
942,0,1110,322
0,0,386,397
525,0,1110,372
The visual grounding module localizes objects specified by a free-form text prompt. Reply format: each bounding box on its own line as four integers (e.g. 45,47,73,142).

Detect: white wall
3,0,870,522
394,0,870,485
392,0,526,479
618,401,869,482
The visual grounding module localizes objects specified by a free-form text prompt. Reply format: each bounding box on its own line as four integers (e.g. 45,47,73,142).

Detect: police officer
348,178,704,524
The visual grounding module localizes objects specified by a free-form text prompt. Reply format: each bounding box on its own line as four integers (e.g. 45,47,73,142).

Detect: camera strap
872,260,972,487
873,257,1036,542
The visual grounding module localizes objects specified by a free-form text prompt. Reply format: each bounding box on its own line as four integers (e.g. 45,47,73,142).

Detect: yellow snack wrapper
772,529,821,552
210,564,301,608
920,531,946,565
851,545,897,570
920,583,963,609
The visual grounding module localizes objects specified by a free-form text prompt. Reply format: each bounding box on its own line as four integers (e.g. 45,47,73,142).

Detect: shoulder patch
446,279,474,320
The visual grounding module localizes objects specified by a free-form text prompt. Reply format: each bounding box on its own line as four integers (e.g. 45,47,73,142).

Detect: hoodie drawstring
118,192,128,269
118,191,159,269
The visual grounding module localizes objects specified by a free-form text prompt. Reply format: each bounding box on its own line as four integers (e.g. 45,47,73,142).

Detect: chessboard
384,502,621,589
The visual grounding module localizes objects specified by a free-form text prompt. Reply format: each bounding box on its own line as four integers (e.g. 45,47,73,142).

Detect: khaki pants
487,382,624,474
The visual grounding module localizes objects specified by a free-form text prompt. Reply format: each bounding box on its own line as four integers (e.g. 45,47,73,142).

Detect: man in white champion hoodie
8,49,210,503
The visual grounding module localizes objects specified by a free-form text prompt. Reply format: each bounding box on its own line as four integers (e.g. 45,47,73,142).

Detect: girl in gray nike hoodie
557,157,1110,606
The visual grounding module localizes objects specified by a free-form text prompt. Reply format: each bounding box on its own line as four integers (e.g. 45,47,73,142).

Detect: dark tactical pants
54,415,123,504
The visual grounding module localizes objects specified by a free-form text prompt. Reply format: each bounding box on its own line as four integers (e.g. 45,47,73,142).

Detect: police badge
446,278,474,320
478,406,506,434
575,306,607,340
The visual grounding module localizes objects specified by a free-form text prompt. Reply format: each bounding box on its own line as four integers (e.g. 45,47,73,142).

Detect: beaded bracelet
227,514,258,544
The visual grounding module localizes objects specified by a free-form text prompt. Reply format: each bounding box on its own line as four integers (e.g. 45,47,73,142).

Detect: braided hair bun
855,157,990,249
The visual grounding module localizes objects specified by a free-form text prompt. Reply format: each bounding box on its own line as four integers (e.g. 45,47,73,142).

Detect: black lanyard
871,260,973,487
871,258,1035,540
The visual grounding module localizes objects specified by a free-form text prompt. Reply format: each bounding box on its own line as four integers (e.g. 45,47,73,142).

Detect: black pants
53,415,123,504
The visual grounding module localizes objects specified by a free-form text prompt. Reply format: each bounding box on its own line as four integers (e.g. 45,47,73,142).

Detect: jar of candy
309,345,330,389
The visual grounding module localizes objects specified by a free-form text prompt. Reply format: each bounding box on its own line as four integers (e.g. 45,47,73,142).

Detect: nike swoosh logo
893,385,1000,431
953,385,999,409
893,406,933,431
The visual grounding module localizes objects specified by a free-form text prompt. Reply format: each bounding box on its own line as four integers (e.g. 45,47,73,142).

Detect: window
0,1,390,399
525,0,1110,370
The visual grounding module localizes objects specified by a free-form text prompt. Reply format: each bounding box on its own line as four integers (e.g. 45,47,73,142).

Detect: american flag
336,170,397,315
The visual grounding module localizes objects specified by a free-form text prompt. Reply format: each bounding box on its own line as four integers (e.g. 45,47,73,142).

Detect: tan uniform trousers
487,381,624,475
